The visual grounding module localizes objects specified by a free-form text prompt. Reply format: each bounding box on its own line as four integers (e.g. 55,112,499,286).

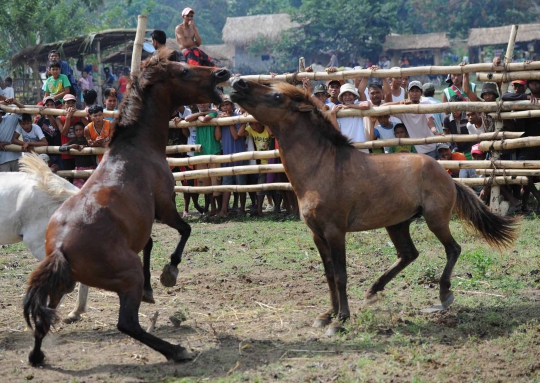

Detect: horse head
230,79,315,132
119,49,230,126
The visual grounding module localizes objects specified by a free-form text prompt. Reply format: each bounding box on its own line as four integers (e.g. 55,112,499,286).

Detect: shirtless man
175,7,214,67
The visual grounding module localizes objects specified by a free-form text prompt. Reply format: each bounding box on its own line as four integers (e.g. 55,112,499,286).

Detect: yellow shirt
245,125,271,164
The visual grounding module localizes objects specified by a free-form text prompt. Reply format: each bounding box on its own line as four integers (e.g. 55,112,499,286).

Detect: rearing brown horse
230,79,518,335
24,49,230,365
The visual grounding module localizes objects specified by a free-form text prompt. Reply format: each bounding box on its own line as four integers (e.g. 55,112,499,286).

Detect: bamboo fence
488,110,540,120
478,136,540,151
2,144,199,155
131,15,147,78
218,61,540,86
172,164,283,181
476,71,540,82
476,169,540,176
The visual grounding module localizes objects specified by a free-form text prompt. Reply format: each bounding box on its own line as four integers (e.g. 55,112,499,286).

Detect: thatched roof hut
383,33,450,51
11,29,152,68
222,13,300,47
468,24,540,47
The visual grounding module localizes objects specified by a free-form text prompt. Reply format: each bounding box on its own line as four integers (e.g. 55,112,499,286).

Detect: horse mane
19,153,77,202
274,83,355,150
110,48,173,145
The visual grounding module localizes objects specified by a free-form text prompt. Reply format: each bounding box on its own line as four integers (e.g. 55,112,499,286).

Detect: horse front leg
158,203,191,288
311,232,338,328
325,228,349,336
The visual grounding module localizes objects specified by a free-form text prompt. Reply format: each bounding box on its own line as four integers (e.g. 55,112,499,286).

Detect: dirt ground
0,217,539,382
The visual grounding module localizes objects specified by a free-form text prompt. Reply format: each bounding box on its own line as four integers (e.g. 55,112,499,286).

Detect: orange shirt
86,120,111,163
444,152,467,177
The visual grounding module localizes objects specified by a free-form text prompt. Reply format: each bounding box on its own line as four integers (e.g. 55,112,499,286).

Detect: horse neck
113,86,172,153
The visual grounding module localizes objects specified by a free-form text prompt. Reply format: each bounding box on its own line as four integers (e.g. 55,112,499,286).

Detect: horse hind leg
64,283,89,324
117,288,192,362
311,232,339,329
142,237,155,303
424,216,461,309
365,220,419,304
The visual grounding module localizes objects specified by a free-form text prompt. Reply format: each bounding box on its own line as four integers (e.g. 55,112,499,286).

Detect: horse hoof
325,322,346,336
29,350,45,366
169,346,194,363
440,292,455,309
63,313,81,324
363,292,379,306
312,316,331,328
142,289,155,304
160,264,179,287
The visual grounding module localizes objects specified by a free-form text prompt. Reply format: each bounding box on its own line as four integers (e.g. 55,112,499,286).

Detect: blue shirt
220,113,245,167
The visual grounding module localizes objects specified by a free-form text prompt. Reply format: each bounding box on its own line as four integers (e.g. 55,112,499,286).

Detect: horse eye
274,94,281,101
182,68,188,76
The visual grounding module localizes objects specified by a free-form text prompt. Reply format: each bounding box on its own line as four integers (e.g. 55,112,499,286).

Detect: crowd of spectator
0,45,539,217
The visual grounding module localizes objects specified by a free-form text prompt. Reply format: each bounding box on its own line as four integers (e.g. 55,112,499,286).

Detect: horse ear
294,102,314,113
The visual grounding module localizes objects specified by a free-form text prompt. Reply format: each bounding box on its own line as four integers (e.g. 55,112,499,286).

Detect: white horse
0,153,89,323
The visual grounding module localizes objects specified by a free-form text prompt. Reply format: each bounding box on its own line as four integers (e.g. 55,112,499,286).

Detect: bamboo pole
97,39,102,106
488,110,540,120
172,164,284,181
2,144,199,155
174,183,293,194
168,150,280,167
478,136,540,151
438,160,540,169
131,15,148,77
57,170,94,179
2,101,539,120
0,105,119,118
172,177,529,194
455,176,528,186
476,71,540,82
476,169,540,176
221,61,540,85
490,24,518,215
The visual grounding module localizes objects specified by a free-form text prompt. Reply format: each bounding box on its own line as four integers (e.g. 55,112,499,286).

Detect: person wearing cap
479,82,500,102
326,79,342,108
437,143,467,178
215,95,247,217
0,97,25,171
421,82,445,134
329,83,370,152
43,61,71,104
175,8,214,67
386,81,439,158
302,79,330,111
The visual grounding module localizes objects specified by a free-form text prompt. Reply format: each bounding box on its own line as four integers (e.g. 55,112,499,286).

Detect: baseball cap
422,83,435,92
437,143,451,151
219,94,234,106
327,79,342,87
408,80,423,91
313,84,329,96
471,144,483,156
511,80,526,85
43,96,55,104
182,7,194,16
63,94,77,102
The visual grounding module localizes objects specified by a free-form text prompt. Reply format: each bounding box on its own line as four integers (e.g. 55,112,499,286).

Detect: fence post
131,15,148,78
490,24,518,215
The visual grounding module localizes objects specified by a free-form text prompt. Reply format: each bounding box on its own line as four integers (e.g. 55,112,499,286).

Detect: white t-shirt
15,124,45,142
393,100,437,154
391,87,405,103
374,123,397,153
2,87,14,99
337,116,369,153
466,121,486,135
177,107,194,155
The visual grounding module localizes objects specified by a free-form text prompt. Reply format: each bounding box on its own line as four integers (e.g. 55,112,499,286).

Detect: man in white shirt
388,81,441,158
329,83,371,153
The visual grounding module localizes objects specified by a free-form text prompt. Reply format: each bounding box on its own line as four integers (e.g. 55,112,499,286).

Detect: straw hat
337,83,359,102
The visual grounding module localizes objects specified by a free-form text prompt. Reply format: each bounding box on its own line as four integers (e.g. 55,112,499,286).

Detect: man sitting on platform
175,8,214,67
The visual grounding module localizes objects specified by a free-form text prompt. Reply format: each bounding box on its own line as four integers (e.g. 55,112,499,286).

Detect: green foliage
462,249,494,278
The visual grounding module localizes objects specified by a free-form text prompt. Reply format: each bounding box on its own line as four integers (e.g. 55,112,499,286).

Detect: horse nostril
236,79,248,90
215,69,230,80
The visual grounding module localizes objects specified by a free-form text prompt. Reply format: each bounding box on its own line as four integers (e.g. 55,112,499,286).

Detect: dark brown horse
23,49,230,365
230,79,518,335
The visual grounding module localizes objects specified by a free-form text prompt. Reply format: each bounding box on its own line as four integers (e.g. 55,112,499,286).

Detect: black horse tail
23,250,75,337
453,181,519,249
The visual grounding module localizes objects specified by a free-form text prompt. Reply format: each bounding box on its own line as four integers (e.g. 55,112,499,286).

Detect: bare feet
182,211,191,218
